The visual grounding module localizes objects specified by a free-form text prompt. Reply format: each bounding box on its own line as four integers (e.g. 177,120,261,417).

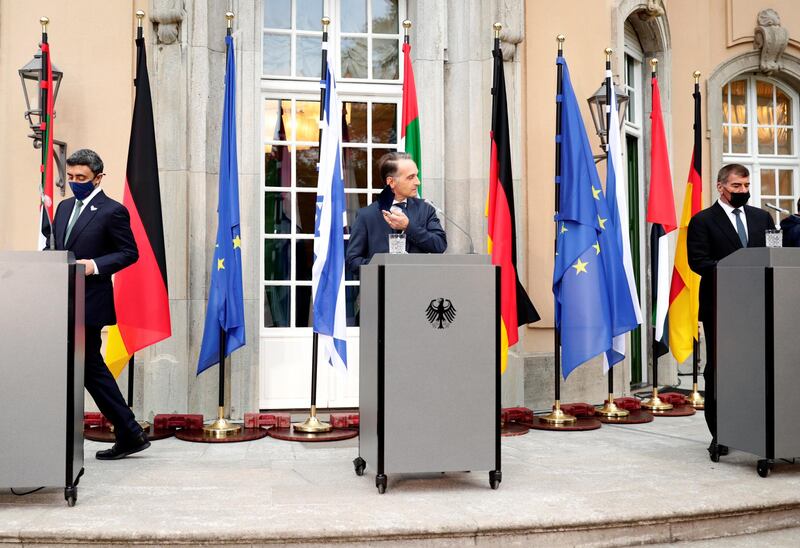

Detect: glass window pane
343,102,368,142
779,170,793,195
756,80,774,126
372,38,399,79
296,286,313,327
264,239,291,281
344,193,367,230
297,36,322,77
341,37,368,78
264,0,291,28
263,99,291,142
296,0,323,31
758,126,775,155
265,144,292,188
346,286,360,326
779,199,794,215
341,0,368,32
296,192,318,233
372,148,396,188
730,79,747,125
265,192,293,233
263,33,291,76
722,84,729,124
731,126,747,154
295,101,320,143
264,286,290,327
296,147,319,187
777,128,793,155
372,0,398,34
776,88,792,126
295,239,314,280
723,125,730,154
343,147,368,189
761,170,776,195
372,103,397,143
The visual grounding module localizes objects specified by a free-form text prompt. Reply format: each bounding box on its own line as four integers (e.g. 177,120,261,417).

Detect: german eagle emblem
426,298,456,329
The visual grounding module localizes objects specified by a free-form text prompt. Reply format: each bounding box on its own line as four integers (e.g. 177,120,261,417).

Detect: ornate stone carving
497,0,524,61
753,9,789,75
637,0,665,21
151,0,185,45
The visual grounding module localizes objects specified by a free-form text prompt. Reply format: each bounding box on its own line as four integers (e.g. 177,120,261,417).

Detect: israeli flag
312,61,348,369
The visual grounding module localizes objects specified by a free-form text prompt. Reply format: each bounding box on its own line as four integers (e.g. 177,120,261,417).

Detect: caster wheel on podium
757,459,772,478
376,474,387,494
489,470,502,490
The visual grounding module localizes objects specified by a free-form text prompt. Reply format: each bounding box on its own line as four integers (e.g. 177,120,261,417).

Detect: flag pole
202,11,242,438
686,70,705,409
596,47,629,419
294,15,333,434
541,34,576,425
641,57,672,412
39,16,56,251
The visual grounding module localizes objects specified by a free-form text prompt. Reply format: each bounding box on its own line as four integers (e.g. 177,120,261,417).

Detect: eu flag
553,55,614,379
197,34,245,374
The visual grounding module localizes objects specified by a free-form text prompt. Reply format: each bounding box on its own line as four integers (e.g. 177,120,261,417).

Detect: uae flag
38,39,55,250
646,72,677,358
668,82,702,363
487,38,539,373
104,33,171,377
401,40,421,195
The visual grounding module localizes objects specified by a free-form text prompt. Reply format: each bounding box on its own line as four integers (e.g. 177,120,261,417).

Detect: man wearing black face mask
49,148,147,460
688,163,774,458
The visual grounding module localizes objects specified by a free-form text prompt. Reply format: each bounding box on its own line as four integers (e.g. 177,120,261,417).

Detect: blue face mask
68,179,95,201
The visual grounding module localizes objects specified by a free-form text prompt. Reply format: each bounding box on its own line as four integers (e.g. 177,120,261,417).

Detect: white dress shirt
717,198,748,240
67,185,103,275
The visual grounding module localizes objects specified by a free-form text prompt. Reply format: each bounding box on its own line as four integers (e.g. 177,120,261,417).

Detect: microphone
423,198,476,254
765,203,790,215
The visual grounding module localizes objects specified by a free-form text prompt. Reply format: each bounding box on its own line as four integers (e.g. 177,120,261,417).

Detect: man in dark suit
779,197,800,247
53,149,148,459
345,152,447,277
687,163,774,458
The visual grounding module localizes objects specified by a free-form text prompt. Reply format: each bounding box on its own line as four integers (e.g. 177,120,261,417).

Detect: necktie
65,200,84,244
733,208,748,247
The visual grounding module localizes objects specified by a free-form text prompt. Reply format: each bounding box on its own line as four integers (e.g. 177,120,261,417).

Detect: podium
716,248,800,477
0,251,85,505
355,254,500,493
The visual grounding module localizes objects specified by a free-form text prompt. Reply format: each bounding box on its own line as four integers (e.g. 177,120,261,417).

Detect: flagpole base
137,420,151,432
202,408,242,438
641,389,673,412
596,396,629,418
686,383,705,409
293,406,332,433
540,401,577,425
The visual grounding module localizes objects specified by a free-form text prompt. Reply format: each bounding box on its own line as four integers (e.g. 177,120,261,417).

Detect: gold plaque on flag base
540,400,577,425
596,394,629,418
203,406,242,438
294,405,332,433
641,388,673,411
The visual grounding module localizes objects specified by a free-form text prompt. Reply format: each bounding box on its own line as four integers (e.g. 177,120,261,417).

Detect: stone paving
1,412,799,546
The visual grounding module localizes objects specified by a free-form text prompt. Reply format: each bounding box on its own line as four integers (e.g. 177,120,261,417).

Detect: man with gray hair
51,148,147,459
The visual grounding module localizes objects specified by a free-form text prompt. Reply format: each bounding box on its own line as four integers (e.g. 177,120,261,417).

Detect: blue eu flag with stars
197,34,246,374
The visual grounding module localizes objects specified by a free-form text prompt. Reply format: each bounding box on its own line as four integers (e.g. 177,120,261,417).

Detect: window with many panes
721,76,799,224
262,0,404,330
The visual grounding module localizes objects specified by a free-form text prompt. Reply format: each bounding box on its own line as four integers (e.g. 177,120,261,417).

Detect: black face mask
728,191,750,208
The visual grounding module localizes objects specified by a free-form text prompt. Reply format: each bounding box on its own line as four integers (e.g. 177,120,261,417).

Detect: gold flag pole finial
557,34,565,44
605,47,613,61
40,16,49,32
136,10,145,27
403,19,411,36
650,57,658,71
226,11,234,29
322,16,330,30
493,22,502,39
693,70,701,83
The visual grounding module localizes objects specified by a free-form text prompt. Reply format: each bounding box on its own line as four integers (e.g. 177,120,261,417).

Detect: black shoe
96,434,150,460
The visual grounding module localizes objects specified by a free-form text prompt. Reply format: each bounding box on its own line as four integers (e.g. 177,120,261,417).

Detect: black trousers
85,326,142,442
702,320,717,440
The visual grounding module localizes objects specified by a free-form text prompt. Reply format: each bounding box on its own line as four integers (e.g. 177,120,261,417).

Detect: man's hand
382,209,409,231
77,259,95,275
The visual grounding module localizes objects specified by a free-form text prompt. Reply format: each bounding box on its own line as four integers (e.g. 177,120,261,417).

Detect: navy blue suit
345,186,447,277
53,189,142,442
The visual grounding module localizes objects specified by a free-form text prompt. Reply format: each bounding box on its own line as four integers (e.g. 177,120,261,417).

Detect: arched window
721,76,799,223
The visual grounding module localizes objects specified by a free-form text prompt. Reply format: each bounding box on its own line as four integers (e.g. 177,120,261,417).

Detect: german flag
487,38,539,373
105,32,171,377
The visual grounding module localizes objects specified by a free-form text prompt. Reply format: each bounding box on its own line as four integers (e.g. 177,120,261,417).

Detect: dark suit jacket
687,201,774,323
345,186,447,277
52,190,139,327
